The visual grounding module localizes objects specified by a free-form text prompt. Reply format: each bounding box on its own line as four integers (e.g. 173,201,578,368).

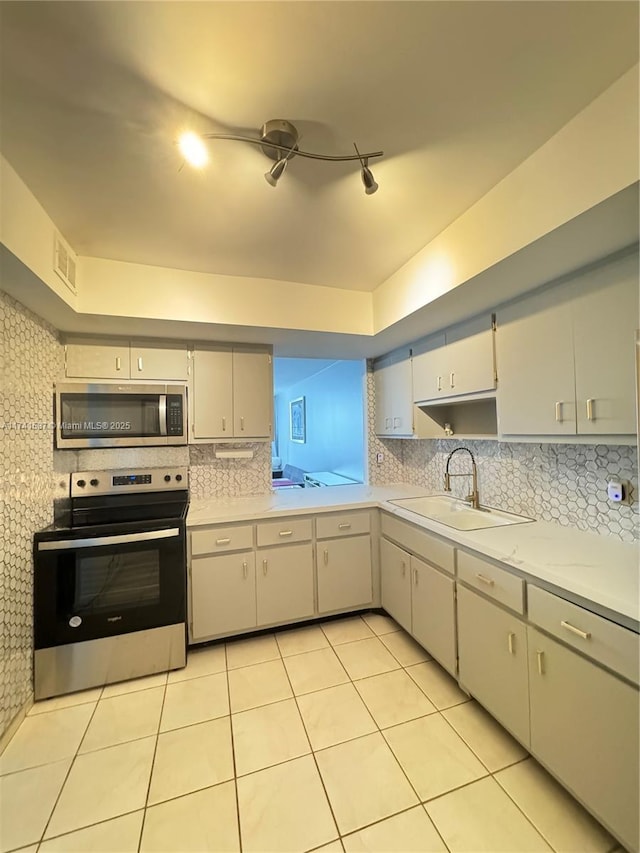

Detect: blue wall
274,360,366,483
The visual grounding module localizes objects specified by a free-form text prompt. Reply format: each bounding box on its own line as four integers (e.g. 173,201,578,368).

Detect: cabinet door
130,342,189,381
192,347,234,439
389,352,415,437
412,334,446,403
411,557,456,676
457,584,530,746
380,538,412,632
373,358,393,436
317,536,372,614
573,258,638,435
191,552,256,640
496,288,576,435
65,339,130,379
528,627,639,852
233,348,272,438
445,318,495,397
257,543,314,626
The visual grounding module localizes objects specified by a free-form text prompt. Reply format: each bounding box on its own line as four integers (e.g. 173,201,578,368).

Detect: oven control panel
71,467,189,497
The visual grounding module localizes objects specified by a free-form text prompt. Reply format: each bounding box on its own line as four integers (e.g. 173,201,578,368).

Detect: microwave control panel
167,396,184,435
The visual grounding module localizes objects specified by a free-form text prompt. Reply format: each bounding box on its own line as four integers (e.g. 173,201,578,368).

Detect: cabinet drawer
191,524,253,556
316,512,370,539
380,513,454,575
257,517,312,547
528,585,639,685
457,551,524,614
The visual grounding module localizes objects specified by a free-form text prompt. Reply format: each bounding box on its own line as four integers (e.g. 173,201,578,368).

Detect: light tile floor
0,613,620,853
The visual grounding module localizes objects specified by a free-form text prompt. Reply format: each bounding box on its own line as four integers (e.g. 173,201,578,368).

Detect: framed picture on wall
290,396,306,443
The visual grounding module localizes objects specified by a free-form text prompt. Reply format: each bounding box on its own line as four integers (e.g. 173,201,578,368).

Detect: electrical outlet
376,452,384,464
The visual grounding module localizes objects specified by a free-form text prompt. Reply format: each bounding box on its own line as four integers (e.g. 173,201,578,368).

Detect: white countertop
188,484,640,630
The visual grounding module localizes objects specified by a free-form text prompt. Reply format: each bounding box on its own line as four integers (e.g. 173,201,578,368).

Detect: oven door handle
37,528,181,551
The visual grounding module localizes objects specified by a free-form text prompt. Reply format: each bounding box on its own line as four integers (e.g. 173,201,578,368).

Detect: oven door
34,522,186,649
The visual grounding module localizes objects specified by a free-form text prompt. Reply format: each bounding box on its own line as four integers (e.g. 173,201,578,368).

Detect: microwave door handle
37,528,180,551
158,395,167,436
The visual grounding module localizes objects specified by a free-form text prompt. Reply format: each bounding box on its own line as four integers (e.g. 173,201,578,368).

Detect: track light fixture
179,119,382,194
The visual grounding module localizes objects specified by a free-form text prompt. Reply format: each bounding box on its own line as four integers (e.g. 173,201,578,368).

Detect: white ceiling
0,1,637,295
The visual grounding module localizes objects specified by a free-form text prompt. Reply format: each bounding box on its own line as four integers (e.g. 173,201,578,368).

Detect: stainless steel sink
388,495,534,531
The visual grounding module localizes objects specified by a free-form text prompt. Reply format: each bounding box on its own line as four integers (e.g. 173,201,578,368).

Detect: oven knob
175,474,183,482
77,479,86,488
90,478,99,487
164,475,171,482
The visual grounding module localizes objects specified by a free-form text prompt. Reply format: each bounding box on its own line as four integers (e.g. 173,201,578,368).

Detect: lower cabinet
457,583,530,747
317,535,372,614
380,538,412,631
528,626,639,852
411,556,456,675
380,536,456,674
191,552,257,641
256,543,314,625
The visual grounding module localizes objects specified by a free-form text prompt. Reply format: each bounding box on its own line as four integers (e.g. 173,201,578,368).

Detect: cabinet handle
555,401,563,422
137,356,143,372
216,538,231,545
115,356,122,371
450,372,455,389
414,568,419,586
536,650,545,676
508,632,515,655
586,398,595,421
263,559,268,575
279,530,293,537
437,375,442,392
323,549,329,565
561,620,591,640
385,417,391,429
240,416,245,430
338,523,351,530
242,560,248,579
475,573,495,587
393,417,400,428
401,560,406,577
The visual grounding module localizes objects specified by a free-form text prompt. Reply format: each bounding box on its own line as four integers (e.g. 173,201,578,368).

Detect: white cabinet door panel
317,536,372,613
257,543,314,625
191,552,256,640
380,538,412,632
130,343,189,381
411,557,456,675
65,340,130,379
192,348,234,439
233,349,272,438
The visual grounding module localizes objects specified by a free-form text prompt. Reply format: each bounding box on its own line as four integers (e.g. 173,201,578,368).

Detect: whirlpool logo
107,616,123,622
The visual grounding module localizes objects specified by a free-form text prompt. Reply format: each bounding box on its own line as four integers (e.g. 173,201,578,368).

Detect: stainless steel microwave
55,383,187,449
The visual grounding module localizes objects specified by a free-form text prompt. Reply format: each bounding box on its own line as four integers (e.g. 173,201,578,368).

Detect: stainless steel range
33,467,189,700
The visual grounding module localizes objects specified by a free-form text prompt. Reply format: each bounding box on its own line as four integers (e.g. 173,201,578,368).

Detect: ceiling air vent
53,231,78,294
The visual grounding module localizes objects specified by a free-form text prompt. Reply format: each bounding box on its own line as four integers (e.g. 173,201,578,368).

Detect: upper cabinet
65,337,189,381
497,253,638,436
412,317,496,403
192,345,272,440
373,347,416,438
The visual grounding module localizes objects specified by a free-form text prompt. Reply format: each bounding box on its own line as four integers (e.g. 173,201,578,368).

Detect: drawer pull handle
536,650,545,675
279,530,293,537
216,538,231,545
401,560,406,577
324,549,329,566
476,573,495,587
561,620,591,640
115,356,122,371
242,560,248,579
555,401,563,422
586,398,595,421
263,559,268,575
338,523,351,530
137,356,143,372
508,632,515,655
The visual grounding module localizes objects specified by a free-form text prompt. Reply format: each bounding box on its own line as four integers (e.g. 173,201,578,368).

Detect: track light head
265,158,287,187
361,161,379,195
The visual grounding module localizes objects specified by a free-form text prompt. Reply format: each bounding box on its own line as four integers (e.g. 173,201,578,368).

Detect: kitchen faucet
443,447,480,509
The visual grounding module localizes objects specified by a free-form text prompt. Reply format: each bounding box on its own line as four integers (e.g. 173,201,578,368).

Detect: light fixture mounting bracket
260,120,299,161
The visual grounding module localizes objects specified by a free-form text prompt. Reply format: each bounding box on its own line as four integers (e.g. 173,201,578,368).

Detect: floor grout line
137,676,169,852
